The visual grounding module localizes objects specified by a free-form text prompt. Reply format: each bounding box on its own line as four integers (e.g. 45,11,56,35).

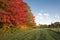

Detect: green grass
0,28,60,40
49,28,60,32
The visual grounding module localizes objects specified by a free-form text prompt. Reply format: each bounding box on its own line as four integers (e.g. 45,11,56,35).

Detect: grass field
0,28,60,40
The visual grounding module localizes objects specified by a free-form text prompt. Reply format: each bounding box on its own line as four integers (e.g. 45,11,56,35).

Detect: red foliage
0,0,28,27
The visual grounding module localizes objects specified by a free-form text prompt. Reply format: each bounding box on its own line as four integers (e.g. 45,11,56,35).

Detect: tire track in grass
23,29,39,40
42,29,55,40
47,29,60,40
29,29,43,40
10,30,32,40
11,29,36,40
34,29,41,40
29,29,41,40
37,29,48,40
37,29,56,40
23,29,44,40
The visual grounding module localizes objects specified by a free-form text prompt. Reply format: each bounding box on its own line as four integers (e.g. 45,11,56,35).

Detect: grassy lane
0,29,60,40
26,29,60,40
22,29,60,40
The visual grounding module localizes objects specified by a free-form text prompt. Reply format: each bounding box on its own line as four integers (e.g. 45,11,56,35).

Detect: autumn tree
0,0,36,29
0,0,28,28
27,5,36,28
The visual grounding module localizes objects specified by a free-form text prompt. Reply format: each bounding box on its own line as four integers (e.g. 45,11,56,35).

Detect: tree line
37,22,60,28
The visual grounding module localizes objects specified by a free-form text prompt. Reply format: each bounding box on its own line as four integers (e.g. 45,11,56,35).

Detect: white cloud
38,13,42,16
35,12,50,25
43,13,49,16
35,12,60,25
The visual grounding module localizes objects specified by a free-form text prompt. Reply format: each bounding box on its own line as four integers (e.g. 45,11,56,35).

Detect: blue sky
24,0,60,25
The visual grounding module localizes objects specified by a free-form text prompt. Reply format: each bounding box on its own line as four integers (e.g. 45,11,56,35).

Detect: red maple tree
0,0,36,29
0,0,28,27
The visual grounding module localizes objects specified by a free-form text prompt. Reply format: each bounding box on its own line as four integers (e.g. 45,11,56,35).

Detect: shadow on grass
48,29,60,37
